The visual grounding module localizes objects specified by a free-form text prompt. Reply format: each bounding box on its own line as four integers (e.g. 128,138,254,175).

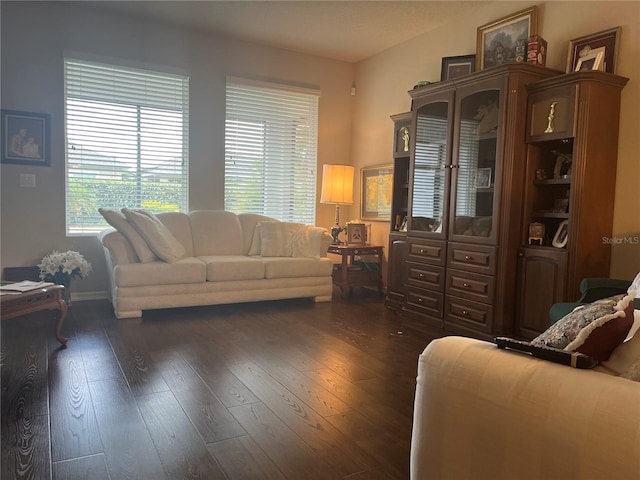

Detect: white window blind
413,115,448,220
225,78,319,224
64,57,189,235
455,119,479,216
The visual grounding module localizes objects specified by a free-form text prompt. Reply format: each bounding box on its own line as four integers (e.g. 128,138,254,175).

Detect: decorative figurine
545,101,558,133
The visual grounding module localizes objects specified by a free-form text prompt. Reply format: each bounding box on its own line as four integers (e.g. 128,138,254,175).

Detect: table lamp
320,164,354,244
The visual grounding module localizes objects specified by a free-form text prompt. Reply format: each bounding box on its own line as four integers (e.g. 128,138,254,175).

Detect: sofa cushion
199,256,265,281
122,209,187,263
263,257,333,279
259,221,304,257
115,257,206,287
188,211,245,256
99,208,157,263
532,293,636,361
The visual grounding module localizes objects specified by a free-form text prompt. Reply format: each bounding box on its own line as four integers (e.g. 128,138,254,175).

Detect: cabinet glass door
451,90,500,240
410,101,451,235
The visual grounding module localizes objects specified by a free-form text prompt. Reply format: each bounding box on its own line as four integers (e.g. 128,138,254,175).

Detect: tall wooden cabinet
390,63,560,340
515,71,628,339
385,113,411,309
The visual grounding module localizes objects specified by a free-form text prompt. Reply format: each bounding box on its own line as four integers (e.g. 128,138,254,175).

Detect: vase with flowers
38,250,92,306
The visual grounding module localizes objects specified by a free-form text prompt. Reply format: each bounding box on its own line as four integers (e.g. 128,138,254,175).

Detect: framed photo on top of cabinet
575,47,605,72
361,164,393,221
1,110,51,166
566,27,620,73
476,6,538,70
441,55,476,81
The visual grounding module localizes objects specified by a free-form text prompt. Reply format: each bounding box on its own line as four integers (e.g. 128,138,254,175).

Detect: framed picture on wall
361,164,393,221
476,6,538,70
1,110,51,166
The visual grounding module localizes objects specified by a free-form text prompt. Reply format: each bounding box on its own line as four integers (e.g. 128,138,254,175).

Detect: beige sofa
98,210,333,319
411,323,640,479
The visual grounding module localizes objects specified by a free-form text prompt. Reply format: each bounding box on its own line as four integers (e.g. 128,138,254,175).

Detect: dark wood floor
1,288,443,479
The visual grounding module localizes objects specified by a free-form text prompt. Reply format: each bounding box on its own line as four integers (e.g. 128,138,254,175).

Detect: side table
1,285,68,345
327,244,384,298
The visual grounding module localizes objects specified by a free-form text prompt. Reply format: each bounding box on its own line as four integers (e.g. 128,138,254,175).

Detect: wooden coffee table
1,285,68,344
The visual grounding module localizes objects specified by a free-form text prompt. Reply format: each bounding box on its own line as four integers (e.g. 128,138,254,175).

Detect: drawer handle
461,309,469,316
417,298,424,303
419,248,426,254
462,282,471,288
418,273,425,278
464,255,473,261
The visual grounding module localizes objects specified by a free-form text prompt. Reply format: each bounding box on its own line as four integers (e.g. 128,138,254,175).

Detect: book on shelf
0,280,55,295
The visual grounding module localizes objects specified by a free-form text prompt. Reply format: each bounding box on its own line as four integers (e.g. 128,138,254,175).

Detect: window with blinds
225,78,319,224
64,57,189,235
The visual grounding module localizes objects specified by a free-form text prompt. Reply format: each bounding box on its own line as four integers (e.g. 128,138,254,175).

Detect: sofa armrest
98,229,138,266
411,336,640,480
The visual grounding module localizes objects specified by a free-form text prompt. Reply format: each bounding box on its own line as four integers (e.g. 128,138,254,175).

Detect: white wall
0,1,356,297
352,1,640,280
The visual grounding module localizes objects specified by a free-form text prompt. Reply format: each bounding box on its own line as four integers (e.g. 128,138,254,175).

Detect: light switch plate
20,173,36,188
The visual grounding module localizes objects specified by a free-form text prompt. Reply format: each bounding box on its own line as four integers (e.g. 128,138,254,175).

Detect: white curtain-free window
225,77,319,224
64,56,189,235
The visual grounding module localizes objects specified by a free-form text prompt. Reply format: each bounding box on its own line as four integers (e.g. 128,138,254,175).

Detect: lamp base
330,225,343,244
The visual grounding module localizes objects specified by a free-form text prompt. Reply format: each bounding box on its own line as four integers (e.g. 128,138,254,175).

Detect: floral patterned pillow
532,293,636,362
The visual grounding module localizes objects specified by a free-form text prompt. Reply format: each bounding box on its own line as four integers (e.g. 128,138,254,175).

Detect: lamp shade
320,164,354,205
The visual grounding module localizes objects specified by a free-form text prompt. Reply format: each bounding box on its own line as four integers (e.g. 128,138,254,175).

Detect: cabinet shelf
532,211,569,219
533,178,572,186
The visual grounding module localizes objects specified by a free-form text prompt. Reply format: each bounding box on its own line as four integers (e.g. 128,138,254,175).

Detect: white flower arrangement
38,250,92,285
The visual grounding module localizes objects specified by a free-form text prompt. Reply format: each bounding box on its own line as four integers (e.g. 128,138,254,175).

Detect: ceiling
84,1,497,63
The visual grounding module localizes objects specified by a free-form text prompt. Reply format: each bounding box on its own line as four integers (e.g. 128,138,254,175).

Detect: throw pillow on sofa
597,308,640,378
122,209,186,263
531,292,636,361
98,208,157,263
259,221,304,257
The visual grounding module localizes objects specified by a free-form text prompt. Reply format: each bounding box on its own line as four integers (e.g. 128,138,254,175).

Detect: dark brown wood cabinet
387,64,561,339
385,113,411,309
516,247,567,339
516,71,628,338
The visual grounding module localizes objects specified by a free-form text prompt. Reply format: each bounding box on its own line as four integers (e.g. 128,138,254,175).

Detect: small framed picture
476,168,492,188
1,110,51,166
347,223,366,245
575,47,605,72
552,220,569,248
567,26,620,73
476,6,538,70
440,55,476,81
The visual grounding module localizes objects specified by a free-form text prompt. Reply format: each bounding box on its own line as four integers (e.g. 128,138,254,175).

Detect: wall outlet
20,173,36,188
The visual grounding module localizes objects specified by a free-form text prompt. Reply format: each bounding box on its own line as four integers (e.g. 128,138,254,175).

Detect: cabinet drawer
446,269,495,303
445,296,493,332
406,288,444,319
406,263,445,291
527,84,576,142
447,242,496,274
408,239,446,266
